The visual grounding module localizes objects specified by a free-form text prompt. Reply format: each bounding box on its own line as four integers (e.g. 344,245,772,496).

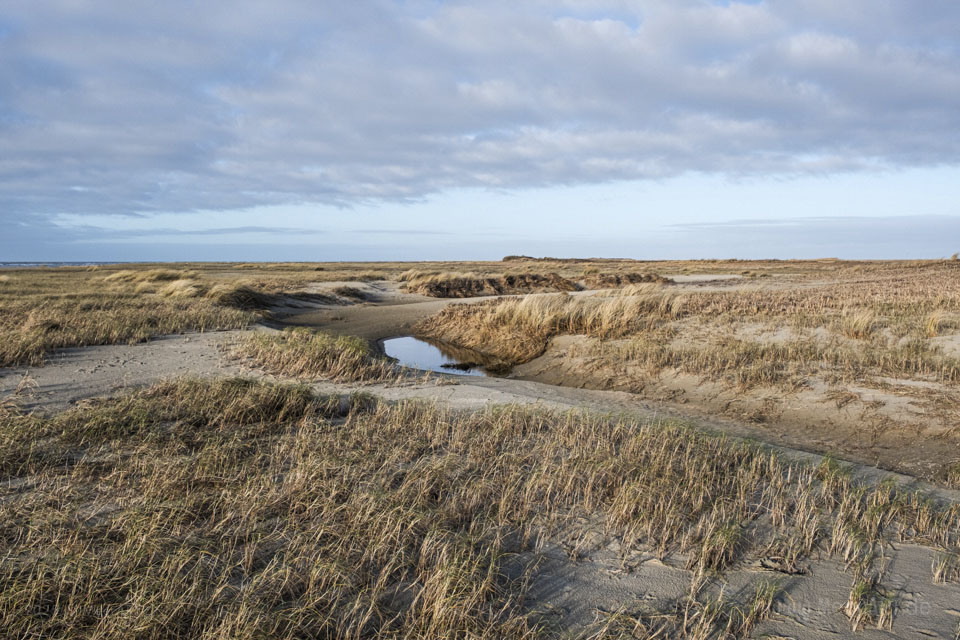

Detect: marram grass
232,327,399,382
2,378,959,638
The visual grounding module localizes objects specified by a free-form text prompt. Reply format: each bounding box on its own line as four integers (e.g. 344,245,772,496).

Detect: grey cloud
348,229,455,236
1,1,960,220
97,226,325,239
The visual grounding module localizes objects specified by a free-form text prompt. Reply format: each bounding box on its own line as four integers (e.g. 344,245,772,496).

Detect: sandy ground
523,539,960,638
3,279,960,638
0,331,250,413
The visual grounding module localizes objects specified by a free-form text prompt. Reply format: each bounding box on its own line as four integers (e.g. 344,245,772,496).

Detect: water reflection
382,336,507,376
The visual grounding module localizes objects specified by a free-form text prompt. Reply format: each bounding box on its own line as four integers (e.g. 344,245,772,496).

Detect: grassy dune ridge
415,284,677,362
398,269,671,298
0,264,387,368
399,270,582,298
232,327,400,382
0,268,257,367
0,292,254,368
1,378,959,637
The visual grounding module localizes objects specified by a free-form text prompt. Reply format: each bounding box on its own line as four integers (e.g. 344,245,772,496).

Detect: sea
0,262,137,268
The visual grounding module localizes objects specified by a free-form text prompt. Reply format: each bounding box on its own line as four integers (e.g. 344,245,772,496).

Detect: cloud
664,214,960,259
90,226,325,240
1,0,960,221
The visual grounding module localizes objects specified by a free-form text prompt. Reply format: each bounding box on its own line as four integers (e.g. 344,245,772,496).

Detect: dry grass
400,269,668,298
844,573,895,631
415,264,960,484
231,328,399,382
157,278,208,298
333,285,370,300
589,580,779,639
0,260,680,367
0,265,364,367
0,268,284,367
103,268,198,283
401,270,580,298
601,331,960,389
2,378,959,638
417,267,960,387
933,550,960,583
926,309,948,337
841,308,878,339
0,293,253,367
580,272,670,289
948,464,960,489
4,258,954,368
416,285,677,362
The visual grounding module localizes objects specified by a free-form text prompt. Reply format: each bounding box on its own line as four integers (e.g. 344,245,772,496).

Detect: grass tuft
844,573,896,631
841,308,878,339
103,268,197,283
933,550,960,584
157,278,208,298
926,309,947,337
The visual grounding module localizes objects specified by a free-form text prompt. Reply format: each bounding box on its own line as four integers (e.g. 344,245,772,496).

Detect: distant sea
0,262,134,268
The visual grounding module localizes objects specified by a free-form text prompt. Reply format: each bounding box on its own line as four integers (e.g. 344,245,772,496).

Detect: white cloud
1,0,959,222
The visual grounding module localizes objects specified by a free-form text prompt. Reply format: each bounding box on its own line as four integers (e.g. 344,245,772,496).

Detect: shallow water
382,336,493,376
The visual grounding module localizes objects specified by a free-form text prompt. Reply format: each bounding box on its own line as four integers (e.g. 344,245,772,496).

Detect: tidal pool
382,336,502,376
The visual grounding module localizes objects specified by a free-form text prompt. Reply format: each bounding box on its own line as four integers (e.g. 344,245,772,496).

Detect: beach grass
2,377,958,638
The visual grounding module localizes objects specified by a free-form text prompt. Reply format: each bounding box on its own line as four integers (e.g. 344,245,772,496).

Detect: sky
2,0,960,261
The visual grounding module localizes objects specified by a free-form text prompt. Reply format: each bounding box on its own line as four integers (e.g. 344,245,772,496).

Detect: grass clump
233,327,398,382
102,268,190,283
926,309,947,337
933,550,960,584
844,573,896,631
157,278,208,298
580,272,670,289
948,463,960,489
841,308,878,339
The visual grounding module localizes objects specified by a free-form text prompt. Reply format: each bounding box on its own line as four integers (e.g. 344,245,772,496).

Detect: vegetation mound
402,271,580,298
580,272,671,288
232,327,398,382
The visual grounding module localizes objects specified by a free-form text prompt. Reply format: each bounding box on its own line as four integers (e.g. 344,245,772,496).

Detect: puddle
382,336,506,377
